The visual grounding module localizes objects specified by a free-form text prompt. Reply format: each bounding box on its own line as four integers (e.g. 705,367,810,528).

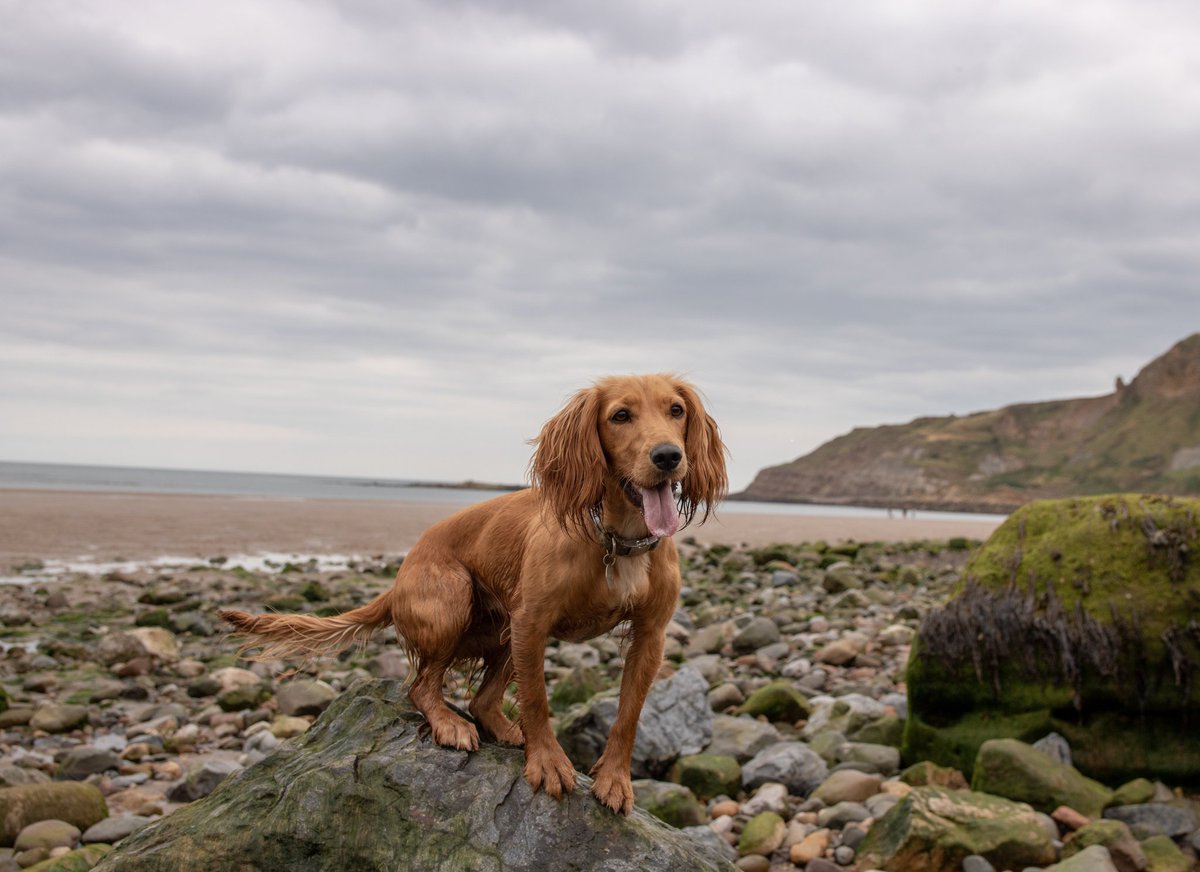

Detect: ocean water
0,460,1008,522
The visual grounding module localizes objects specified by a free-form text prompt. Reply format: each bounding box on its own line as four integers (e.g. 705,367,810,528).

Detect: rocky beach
0,493,1195,871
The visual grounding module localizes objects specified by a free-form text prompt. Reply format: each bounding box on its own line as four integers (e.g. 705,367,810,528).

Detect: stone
833,844,855,865
94,680,735,871
731,617,780,654
899,761,969,790
166,759,243,803
707,683,745,711
270,716,311,739
789,828,829,864
1110,778,1156,807
817,800,872,828
54,749,121,781
971,739,1113,818
1060,819,1147,872
904,495,1200,784
737,812,785,857
811,770,883,805
734,681,810,724
741,742,828,796
17,844,111,870
668,755,741,802
364,649,409,680
631,780,706,829
742,783,788,816
680,825,737,864
217,684,269,712
804,859,839,872
557,666,713,778
803,694,890,742
275,680,337,716
96,628,179,664
1044,844,1120,872
837,741,901,775
13,821,80,851
1102,803,1198,838
854,786,1057,872
29,704,89,734
685,623,727,657
81,816,154,845
704,716,781,763
0,783,108,845
1033,732,1073,767
1138,834,1192,872
813,638,860,666
0,767,49,789
962,855,996,872
208,667,263,694
734,856,768,872
1051,805,1091,831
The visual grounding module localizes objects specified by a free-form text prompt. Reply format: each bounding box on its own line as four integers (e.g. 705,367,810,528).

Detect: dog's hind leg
468,649,522,746
393,559,480,751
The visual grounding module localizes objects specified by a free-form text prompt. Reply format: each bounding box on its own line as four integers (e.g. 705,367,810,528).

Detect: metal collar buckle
590,504,660,589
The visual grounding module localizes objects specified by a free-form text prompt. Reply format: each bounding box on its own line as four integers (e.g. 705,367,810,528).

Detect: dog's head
530,374,728,539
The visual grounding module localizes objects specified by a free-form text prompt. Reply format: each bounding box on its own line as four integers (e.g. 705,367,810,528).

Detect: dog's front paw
590,766,634,815
524,746,577,799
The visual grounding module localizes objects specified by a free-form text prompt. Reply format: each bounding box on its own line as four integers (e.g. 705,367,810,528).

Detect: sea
0,460,1008,523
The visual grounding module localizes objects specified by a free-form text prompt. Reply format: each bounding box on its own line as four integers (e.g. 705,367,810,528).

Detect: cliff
737,334,1200,513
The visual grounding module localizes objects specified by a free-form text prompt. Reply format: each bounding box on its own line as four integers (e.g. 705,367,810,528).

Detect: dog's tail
218,593,393,663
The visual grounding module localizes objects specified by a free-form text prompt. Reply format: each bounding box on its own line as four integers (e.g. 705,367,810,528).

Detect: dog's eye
611,409,631,423
670,403,685,418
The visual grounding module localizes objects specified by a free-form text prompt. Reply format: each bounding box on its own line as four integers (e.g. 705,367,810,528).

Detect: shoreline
0,488,1004,566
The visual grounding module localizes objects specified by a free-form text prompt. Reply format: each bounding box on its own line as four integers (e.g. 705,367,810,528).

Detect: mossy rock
737,811,784,856
94,680,735,872
630,780,707,829
549,665,609,714
216,684,269,712
134,609,172,629
1139,834,1192,872
25,844,112,871
735,681,811,724
905,495,1200,783
971,739,1112,818
0,782,108,846
1110,777,1157,807
855,785,1057,872
668,754,742,802
299,581,329,602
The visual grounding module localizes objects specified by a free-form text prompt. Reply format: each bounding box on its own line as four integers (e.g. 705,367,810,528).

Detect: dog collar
589,504,660,589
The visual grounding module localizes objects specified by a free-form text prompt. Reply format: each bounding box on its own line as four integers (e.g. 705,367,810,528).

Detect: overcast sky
2,0,1197,491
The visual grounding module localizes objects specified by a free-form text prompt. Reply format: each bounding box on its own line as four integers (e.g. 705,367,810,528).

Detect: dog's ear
530,386,606,537
675,380,728,526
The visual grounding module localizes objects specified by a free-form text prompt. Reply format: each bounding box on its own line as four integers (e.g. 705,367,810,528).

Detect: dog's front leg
589,615,667,814
510,606,577,799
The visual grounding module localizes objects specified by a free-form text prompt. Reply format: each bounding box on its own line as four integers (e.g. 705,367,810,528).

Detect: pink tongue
639,482,679,538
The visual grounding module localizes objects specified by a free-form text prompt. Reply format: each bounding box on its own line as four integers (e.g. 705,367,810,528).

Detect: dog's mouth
621,479,681,539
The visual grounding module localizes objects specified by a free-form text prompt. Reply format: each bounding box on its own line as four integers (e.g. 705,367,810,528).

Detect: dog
219,374,727,814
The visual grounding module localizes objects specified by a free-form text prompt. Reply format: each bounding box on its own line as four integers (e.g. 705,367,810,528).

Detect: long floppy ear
675,380,728,527
529,386,606,538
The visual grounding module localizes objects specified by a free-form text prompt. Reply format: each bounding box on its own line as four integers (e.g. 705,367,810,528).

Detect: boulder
904,495,1200,782
557,666,712,778
630,780,706,829
94,680,735,871
0,783,107,846
667,754,741,802
855,785,1057,872
971,739,1113,818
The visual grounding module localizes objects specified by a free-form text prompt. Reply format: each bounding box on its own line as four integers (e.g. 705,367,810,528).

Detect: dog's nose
650,443,683,471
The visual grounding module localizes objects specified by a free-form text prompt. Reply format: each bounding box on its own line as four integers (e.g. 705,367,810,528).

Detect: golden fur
220,374,727,814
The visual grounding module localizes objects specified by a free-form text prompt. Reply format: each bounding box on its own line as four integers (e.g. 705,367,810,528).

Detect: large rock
855,785,1057,872
275,680,337,717
704,715,781,763
557,666,712,778
971,739,1113,818
95,628,179,664
904,495,1200,783
94,680,735,871
0,783,108,846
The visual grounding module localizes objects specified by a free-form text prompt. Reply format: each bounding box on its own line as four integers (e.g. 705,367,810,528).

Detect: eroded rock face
94,680,735,872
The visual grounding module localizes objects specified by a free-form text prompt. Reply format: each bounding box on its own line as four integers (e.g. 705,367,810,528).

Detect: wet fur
220,374,727,814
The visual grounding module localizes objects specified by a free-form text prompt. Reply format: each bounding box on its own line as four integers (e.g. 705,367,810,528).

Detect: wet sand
0,488,1003,565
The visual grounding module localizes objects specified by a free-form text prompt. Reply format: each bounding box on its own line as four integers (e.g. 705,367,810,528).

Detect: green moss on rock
0,783,108,846
735,681,811,723
25,844,112,872
905,495,1200,784
971,739,1112,818
737,811,784,857
1140,834,1192,872
668,754,742,802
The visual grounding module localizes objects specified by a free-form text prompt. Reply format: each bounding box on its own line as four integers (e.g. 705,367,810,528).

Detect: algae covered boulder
854,785,1057,872
971,739,1113,818
904,494,1200,783
94,679,735,872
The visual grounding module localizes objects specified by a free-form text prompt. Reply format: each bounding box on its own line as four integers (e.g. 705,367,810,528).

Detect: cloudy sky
2,0,1197,490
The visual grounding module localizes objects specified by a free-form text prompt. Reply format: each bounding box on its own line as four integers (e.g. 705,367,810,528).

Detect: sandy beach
0,488,1003,565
